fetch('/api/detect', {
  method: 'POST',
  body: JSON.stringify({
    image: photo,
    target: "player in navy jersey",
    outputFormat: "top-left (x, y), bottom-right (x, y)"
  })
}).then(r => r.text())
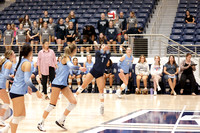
top-left (68, 57), bottom-right (82, 89)
top-left (116, 47), bottom-right (134, 98)
top-left (0, 45), bottom-right (42, 133)
top-left (75, 44), bottom-right (111, 115)
top-left (0, 50), bottom-right (15, 126)
top-left (37, 44), bottom-right (86, 132)
top-left (82, 54), bottom-right (95, 92)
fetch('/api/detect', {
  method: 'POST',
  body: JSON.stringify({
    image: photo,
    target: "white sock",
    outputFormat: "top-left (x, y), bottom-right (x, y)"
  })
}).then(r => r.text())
top-left (69, 85), bottom-right (72, 88)
top-left (76, 86), bottom-right (84, 94)
top-left (40, 118), bottom-right (45, 124)
top-left (92, 84), bottom-right (95, 88)
top-left (78, 85), bottom-right (80, 88)
top-left (59, 114), bottom-right (66, 123)
top-left (0, 116), bottom-right (3, 121)
top-left (100, 102), bottom-right (104, 107)
top-left (0, 123), bottom-right (10, 132)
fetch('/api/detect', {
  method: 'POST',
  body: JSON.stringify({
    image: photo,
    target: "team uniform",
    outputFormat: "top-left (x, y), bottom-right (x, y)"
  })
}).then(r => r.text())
top-left (0, 60), bottom-right (13, 89)
top-left (85, 62), bottom-right (94, 74)
top-left (55, 24), bottom-right (66, 40)
top-left (69, 66), bottom-right (81, 76)
top-left (52, 57), bottom-right (79, 90)
top-left (9, 58), bottom-right (38, 99)
top-left (16, 29), bottom-right (26, 44)
top-left (90, 50), bottom-right (111, 79)
top-left (118, 54), bottom-right (133, 74)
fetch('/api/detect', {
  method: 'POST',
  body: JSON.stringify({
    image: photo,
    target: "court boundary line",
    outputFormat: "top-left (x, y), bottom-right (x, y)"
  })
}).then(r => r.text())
top-left (172, 105), bottom-right (186, 133)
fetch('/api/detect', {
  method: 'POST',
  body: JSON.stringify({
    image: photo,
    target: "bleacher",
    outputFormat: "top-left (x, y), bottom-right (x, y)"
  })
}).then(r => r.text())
top-left (169, 0), bottom-right (200, 54)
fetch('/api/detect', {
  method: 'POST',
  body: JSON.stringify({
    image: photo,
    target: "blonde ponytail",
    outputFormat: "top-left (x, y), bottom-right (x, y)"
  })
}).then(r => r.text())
top-left (0, 50), bottom-right (13, 71)
top-left (63, 44), bottom-right (77, 58)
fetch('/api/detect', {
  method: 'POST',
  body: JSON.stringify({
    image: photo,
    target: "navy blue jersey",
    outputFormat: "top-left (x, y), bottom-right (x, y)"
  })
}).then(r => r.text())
top-left (92, 50), bottom-right (111, 73)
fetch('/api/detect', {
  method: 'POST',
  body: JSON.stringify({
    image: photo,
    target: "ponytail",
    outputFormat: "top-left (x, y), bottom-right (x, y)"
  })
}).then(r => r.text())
top-left (63, 44), bottom-right (77, 58)
top-left (0, 50), bottom-right (14, 71)
top-left (15, 51), bottom-right (23, 76)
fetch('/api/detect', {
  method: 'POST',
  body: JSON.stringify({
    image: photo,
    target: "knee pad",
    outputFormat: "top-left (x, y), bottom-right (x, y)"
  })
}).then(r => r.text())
top-left (45, 104), bottom-right (56, 112)
top-left (68, 79), bottom-right (72, 83)
top-left (12, 116), bottom-right (25, 124)
top-left (36, 75), bottom-right (40, 81)
top-left (92, 78), bottom-right (95, 82)
top-left (99, 93), bottom-right (104, 100)
top-left (121, 83), bottom-right (127, 91)
top-left (66, 103), bottom-right (76, 111)
top-left (2, 103), bottom-right (9, 110)
top-left (77, 78), bottom-right (81, 82)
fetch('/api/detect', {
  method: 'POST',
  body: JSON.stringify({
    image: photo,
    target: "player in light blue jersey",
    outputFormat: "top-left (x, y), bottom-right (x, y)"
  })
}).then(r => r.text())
top-left (0, 50), bottom-right (15, 126)
top-left (116, 47), bottom-right (134, 98)
top-left (37, 44), bottom-right (86, 132)
top-left (68, 57), bottom-right (82, 89)
top-left (82, 54), bottom-right (95, 92)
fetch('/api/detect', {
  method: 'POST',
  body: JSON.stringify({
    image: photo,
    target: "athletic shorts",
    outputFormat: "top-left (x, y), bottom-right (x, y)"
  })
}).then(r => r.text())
top-left (30, 36), bottom-right (39, 41)
top-left (57, 35), bottom-right (65, 40)
top-left (9, 93), bottom-right (24, 99)
top-left (90, 68), bottom-right (104, 79)
top-left (52, 84), bottom-right (67, 90)
top-left (0, 88), bottom-right (4, 90)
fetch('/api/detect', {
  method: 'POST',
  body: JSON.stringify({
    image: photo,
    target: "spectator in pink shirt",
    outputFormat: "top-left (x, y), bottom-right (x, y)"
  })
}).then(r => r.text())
top-left (37, 39), bottom-right (57, 100)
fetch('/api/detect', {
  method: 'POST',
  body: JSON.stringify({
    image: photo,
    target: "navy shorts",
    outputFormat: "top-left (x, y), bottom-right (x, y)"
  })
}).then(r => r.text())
top-left (9, 93), bottom-right (24, 99)
top-left (57, 35), bottom-right (65, 40)
top-left (90, 68), bottom-right (104, 79)
top-left (30, 36), bottom-right (39, 41)
top-left (52, 84), bottom-right (67, 90)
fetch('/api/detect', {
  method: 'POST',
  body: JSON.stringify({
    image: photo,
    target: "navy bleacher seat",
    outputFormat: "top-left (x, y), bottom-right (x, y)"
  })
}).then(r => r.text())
top-left (182, 35), bottom-right (194, 42)
top-left (172, 29), bottom-right (183, 35)
top-left (183, 29), bottom-right (195, 35)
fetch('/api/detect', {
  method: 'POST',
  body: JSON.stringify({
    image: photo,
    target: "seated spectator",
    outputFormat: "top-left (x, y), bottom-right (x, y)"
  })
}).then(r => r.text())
top-left (135, 55), bottom-right (149, 94)
top-left (3, 24), bottom-right (14, 50)
top-left (97, 33), bottom-right (107, 44)
top-left (127, 11), bottom-right (138, 30)
top-left (38, 18), bottom-right (43, 30)
top-left (28, 21), bottom-right (40, 53)
top-left (104, 59), bottom-right (115, 94)
top-left (126, 27), bottom-right (144, 38)
top-left (68, 11), bottom-right (78, 31)
top-left (16, 23), bottom-right (26, 49)
top-left (48, 18), bottom-right (56, 42)
top-left (120, 34), bottom-right (128, 53)
top-left (105, 21), bottom-right (117, 53)
top-left (66, 21), bottom-right (76, 45)
top-left (68, 57), bottom-right (82, 89)
top-left (83, 54), bottom-right (95, 93)
top-left (185, 10), bottom-right (195, 24)
top-left (114, 16), bottom-right (122, 43)
top-left (79, 36), bottom-right (93, 57)
top-left (83, 25), bottom-right (96, 41)
top-left (74, 31), bottom-right (81, 44)
top-left (40, 22), bottom-right (51, 45)
top-left (180, 53), bottom-right (197, 95)
top-left (119, 11), bottom-right (127, 34)
top-left (42, 10), bottom-right (49, 23)
top-left (65, 17), bottom-right (69, 29)
top-left (97, 13), bottom-right (109, 35)
top-left (151, 56), bottom-right (163, 95)
top-left (163, 55), bottom-right (179, 96)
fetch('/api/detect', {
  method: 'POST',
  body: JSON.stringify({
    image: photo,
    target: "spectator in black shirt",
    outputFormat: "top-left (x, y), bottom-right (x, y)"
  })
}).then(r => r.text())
top-left (83, 25), bottom-right (96, 41)
top-left (126, 27), bottom-right (144, 38)
top-left (43, 11), bottom-right (49, 24)
top-left (180, 53), bottom-right (197, 95)
top-left (97, 13), bottom-right (109, 35)
top-left (185, 10), bottom-right (195, 24)
top-left (66, 22), bottom-right (76, 45)
top-left (105, 21), bottom-right (117, 53)
top-left (79, 36), bottom-right (93, 57)
top-left (104, 59), bottom-right (115, 93)
top-left (119, 12), bottom-right (127, 34)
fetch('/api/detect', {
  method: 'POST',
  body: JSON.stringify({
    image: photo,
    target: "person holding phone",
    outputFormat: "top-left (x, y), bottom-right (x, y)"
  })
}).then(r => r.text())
top-left (180, 53), bottom-right (197, 95)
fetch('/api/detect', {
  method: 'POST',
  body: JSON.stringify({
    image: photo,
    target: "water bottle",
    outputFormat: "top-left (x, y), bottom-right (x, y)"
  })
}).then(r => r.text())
top-left (150, 88), bottom-right (153, 95)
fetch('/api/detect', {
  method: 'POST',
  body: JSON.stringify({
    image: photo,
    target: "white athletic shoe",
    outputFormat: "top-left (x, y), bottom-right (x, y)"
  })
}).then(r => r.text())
top-left (100, 105), bottom-right (104, 115)
top-left (55, 120), bottom-right (67, 130)
top-left (116, 89), bottom-right (122, 98)
top-left (154, 91), bottom-right (157, 96)
top-left (0, 120), bottom-right (6, 126)
top-left (37, 122), bottom-right (46, 132)
top-left (109, 88), bottom-right (112, 94)
top-left (0, 123), bottom-right (10, 133)
top-left (157, 86), bottom-right (161, 91)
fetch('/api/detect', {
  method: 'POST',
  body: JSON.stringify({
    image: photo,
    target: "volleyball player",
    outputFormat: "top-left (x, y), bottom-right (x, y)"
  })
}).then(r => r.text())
top-left (55, 18), bottom-right (66, 52)
top-left (116, 47), bottom-right (134, 98)
top-left (0, 50), bottom-right (15, 126)
top-left (82, 54), bottom-right (95, 93)
top-left (0, 45), bottom-right (42, 133)
top-left (37, 44), bottom-right (86, 131)
top-left (75, 44), bottom-right (110, 115)
top-left (68, 57), bottom-right (82, 89)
